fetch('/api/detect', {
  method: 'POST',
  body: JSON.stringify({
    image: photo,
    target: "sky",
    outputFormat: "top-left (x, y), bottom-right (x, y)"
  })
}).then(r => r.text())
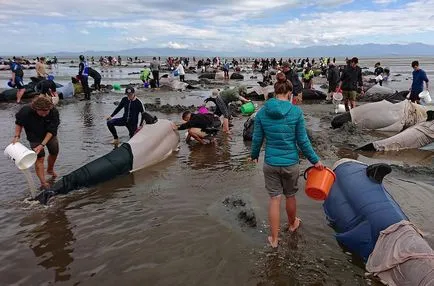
top-left (1, 0), bottom-right (434, 55)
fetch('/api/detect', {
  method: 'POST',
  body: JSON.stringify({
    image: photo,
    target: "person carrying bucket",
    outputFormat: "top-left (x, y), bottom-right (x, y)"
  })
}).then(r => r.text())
top-left (12, 95), bottom-right (60, 190)
top-left (409, 60), bottom-right (429, 104)
top-left (250, 72), bottom-right (324, 248)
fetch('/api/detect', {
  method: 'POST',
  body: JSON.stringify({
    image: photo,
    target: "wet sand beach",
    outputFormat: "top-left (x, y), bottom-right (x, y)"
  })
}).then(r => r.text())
top-left (0, 59), bottom-right (433, 285)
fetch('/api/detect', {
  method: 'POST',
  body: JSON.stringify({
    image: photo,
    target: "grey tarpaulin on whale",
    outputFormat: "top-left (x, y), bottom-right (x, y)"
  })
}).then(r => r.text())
top-left (37, 143), bottom-right (133, 204)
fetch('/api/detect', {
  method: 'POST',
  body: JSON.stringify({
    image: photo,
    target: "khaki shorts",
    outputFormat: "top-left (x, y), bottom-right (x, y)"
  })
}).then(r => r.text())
top-left (263, 163), bottom-right (299, 198)
top-left (342, 90), bottom-right (357, 101)
top-left (189, 128), bottom-right (207, 138)
top-left (294, 92), bottom-right (303, 104)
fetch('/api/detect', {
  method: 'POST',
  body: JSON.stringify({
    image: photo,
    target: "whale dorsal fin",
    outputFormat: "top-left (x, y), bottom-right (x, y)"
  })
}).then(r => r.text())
top-left (366, 163), bottom-right (392, 184)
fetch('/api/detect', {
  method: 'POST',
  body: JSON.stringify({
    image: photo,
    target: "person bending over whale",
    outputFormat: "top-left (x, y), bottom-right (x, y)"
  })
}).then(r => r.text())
top-left (13, 95), bottom-right (60, 189)
top-left (205, 86), bottom-right (250, 134)
top-left (106, 86), bottom-right (147, 145)
top-left (175, 111), bottom-right (221, 144)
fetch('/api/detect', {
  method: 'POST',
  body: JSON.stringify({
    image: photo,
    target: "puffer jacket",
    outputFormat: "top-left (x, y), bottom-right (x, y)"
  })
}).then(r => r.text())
top-left (251, 98), bottom-right (319, 166)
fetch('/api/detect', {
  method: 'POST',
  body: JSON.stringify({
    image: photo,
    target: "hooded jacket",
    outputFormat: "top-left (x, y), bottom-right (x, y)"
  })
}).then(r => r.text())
top-left (251, 98), bottom-right (319, 166)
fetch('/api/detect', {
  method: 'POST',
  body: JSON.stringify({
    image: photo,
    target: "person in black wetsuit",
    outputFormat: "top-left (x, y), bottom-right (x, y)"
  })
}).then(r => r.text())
top-left (88, 67), bottom-right (102, 92)
top-left (78, 55), bottom-right (91, 100)
top-left (106, 86), bottom-right (146, 145)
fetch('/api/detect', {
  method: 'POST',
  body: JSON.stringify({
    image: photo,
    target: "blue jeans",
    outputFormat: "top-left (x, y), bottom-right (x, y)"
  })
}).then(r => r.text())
top-left (107, 118), bottom-right (137, 139)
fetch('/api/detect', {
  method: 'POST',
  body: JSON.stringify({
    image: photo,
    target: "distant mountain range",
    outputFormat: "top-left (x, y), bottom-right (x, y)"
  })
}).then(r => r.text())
top-left (38, 43), bottom-right (434, 58)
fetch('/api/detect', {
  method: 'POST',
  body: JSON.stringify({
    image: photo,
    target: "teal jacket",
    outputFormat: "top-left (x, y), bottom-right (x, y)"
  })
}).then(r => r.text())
top-left (251, 98), bottom-right (319, 166)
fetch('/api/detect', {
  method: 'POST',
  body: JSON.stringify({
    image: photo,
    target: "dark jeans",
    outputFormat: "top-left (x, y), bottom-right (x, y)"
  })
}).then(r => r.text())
top-left (94, 77), bottom-right (101, 91)
top-left (107, 118), bottom-right (137, 139)
top-left (152, 71), bottom-right (159, 87)
top-left (180, 75), bottom-right (185, 82)
top-left (81, 76), bottom-right (91, 99)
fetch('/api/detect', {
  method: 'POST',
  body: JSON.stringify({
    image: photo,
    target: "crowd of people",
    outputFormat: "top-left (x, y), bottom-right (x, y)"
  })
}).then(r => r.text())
top-left (7, 53), bottom-right (430, 249)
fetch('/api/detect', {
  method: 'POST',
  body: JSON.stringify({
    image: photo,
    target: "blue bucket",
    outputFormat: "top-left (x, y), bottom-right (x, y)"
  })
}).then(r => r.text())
top-left (47, 75), bottom-right (55, 81)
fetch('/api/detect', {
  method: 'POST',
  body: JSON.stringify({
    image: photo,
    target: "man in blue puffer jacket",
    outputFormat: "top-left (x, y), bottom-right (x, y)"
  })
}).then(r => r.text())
top-left (251, 72), bottom-right (323, 248)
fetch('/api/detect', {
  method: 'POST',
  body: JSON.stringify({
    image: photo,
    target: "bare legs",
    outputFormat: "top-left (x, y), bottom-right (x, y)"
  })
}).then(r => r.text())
top-left (46, 154), bottom-right (58, 178)
top-left (268, 196), bottom-right (281, 248)
top-left (268, 195), bottom-right (301, 248)
top-left (16, 89), bottom-right (25, 103)
top-left (35, 158), bottom-right (48, 189)
top-left (35, 154), bottom-right (58, 189)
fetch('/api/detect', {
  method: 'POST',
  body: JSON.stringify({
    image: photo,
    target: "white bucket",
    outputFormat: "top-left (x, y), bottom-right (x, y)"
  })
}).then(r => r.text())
top-left (332, 92), bottom-right (343, 101)
top-left (375, 75), bottom-right (383, 82)
top-left (419, 91), bottom-right (432, 104)
top-left (4, 142), bottom-right (37, 170)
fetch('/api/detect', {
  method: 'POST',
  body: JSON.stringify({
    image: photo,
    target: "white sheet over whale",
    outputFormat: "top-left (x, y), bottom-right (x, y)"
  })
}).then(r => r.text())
top-left (372, 121), bottom-right (434, 151)
top-left (159, 77), bottom-right (189, 91)
top-left (350, 100), bottom-right (427, 132)
top-left (128, 119), bottom-right (180, 172)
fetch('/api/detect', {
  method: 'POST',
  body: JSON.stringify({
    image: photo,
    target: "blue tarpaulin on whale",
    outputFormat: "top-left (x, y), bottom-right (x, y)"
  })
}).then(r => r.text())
top-left (323, 160), bottom-right (408, 261)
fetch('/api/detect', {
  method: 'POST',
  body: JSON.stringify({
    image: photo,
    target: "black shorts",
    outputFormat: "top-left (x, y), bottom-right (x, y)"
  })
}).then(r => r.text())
top-left (30, 137), bottom-right (59, 158)
top-left (15, 76), bottom-right (25, 89)
top-left (409, 90), bottom-right (421, 102)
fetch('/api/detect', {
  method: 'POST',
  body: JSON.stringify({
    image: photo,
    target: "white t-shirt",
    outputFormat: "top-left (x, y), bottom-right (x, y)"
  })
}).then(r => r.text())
top-left (177, 64), bottom-right (185, 75)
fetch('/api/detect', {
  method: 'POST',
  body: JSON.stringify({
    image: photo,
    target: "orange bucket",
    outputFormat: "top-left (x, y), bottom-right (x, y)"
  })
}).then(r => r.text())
top-left (304, 167), bottom-right (336, 201)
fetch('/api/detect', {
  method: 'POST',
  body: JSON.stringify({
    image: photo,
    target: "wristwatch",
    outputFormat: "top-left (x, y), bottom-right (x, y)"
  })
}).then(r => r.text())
top-left (40, 143), bottom-right (45, 147)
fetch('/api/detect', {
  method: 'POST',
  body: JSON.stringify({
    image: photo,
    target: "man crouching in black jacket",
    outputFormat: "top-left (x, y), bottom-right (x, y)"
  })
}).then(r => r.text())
top-left (174, 111), bottom-right (221, 144)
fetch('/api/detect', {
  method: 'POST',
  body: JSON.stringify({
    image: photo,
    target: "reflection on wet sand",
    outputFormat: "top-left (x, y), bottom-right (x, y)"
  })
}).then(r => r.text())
top-left (20, 207), bottom-right (75, 282)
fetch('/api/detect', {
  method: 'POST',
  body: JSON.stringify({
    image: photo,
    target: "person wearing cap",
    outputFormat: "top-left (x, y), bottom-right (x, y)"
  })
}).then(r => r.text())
top-left (78, 55), bottom-right (91, 100)
top-left (12, 95), bottom-right (60, 189)
top-left (338, 57), bottom-right (364, 111)
top-left (205, 86), bottom-right (250, 133)
top-left (106, 86), bottom-right (146, 145)
top-left (282, 62), bottom-right (303, 104)
top-left (36, 57), bottom-right (48, 79)
top-left (10, 57), bottom-right (26, 104)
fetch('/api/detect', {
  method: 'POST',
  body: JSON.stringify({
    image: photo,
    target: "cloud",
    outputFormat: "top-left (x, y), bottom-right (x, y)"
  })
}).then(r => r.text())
top-left (125, 36), bottom-right (148, 44)
top-left (373, 0), bottom-right (397, 4)
top-left (245, 40), bottom-right (276, 48)
top-left (0, 0), bottom-right (434, 54)
top-left (45, 12), bottom-right (65, 17)
top-left (165, 41), bottom-right (189, 49)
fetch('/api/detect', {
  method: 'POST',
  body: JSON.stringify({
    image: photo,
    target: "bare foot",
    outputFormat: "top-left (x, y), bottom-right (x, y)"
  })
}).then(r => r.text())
top-left (268, 236), bottom-right (278, 248)
top-left (40, 182), bottom-right (50, 190)
top-left (288, 217), bottom-right (301, 232)
top-left (47, 170), bottom-right (58, 178)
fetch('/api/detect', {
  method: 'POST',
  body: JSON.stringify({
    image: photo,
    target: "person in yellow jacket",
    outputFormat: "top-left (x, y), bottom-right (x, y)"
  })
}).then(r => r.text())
top-left (140, 65), bottom-right (153, 87)
top-left (302, 65), bottom-right (314, 89)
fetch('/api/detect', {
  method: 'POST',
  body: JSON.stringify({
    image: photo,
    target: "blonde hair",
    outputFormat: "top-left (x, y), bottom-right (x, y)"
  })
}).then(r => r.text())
top-left (31, 95), bottom-right (54, 110)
